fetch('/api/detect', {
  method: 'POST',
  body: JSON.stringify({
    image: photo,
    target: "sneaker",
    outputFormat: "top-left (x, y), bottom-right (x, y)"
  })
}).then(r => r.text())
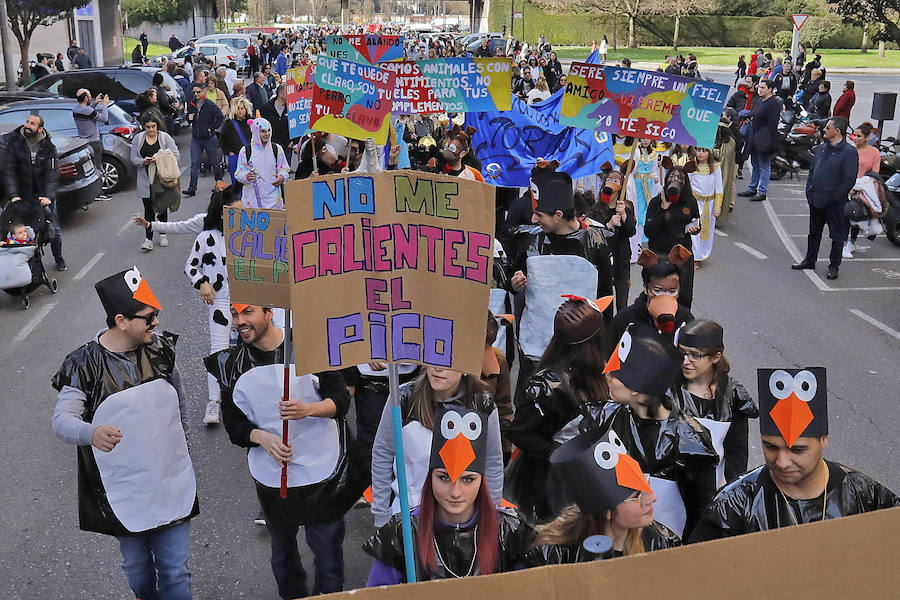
top-left (842, 242), bottom-right (853, 259)
top-left (55, 258), bottom-right (68, 271)
top-left (140, 239), bottom-right (154, 251)
top-left (203, 400), bottom-right (220, 424)
top-left (159, 234), bottom-right (169, 247)
top-left (253, 509), bottom-right (267, 526)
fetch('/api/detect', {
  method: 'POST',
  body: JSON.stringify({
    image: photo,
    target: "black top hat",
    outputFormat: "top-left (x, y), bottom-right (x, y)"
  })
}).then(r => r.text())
top-left (95, 266), bottom-right (161, 321)
top-left (758, 368), bottom-right (828, 447)
top-left (551, 427), bottom-right (654, 514)
top-left (429, 405), bottom-right (489, 482)
top-left (603, 325), bottom-right (682, 395)
top-left (529, 160), bottom-right (574, 215)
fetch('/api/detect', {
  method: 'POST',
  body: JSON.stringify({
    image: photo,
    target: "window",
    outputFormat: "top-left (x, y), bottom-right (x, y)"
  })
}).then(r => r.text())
top-left (30, 108), bottom-right (77, 135)
top-left (0, 109), bottom-right (30, 125)
top-left (58, 73), bottom-right (117, 99)
top-left (199, 46), bottom-right (218, 56)
top-left (114, 71), bottom-right (152, 96)
top-left (27, 74), bottom-right (63, 94)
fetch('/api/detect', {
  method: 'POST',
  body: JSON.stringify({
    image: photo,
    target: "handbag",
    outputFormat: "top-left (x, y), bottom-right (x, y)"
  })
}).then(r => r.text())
top-left (844, 196), bottom-right (868, 221)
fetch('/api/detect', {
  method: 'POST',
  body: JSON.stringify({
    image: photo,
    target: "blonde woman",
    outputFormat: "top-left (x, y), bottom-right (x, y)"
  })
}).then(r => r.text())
top-left (526, 76), bottom-right (551, 105)
top-left (220, 96), bottom-right (254, 183)
top-left (689, 147), bottom-right (723, 262)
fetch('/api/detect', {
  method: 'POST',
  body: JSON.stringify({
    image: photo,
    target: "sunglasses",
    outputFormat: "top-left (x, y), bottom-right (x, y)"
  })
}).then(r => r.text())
top-left (126, 309), bottom-right (160, 326)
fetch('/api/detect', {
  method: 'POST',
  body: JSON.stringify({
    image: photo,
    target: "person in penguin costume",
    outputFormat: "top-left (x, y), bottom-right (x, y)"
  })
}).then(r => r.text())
top-left (669, 319), bottom-right (759, 487)
top-left (504, 295), bottom-right (613, 524)
top-left (527, 428), bottom-right (681, 565)
top-left (690, 367), bottom-right (899, 542)
top-left (205, 303), bottom-right (368, 598)
top-left (593, 325), bottom-right (718, 539)
top-left (364, 406), bottom-right (532, 584)
top-left (605, 245), bottom-right (694, 350)
top-left (52, 266), bottom-right (198, 600)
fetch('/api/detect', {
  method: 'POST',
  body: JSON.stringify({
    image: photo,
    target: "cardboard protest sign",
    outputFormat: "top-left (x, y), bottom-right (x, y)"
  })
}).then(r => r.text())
top-left (380, 58), bottom-right (512, 114)
top-left (561, 63), bottom-right (729, 148)
top-left (311, 55), bottom-right (397, 144)
top-left (325, 35), bottom-right (405, 65)
top-left (285, 170), bottom-right (495, 376)
top-left (316, 507), bottom-right (900, 599)
top-left (286, 65), bottom-right (315, 139)
top-left (224, 207), bottom-right (291, 308)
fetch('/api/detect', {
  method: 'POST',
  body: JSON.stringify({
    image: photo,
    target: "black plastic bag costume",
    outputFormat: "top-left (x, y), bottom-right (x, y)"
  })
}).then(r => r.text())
top-left (526, 521), bottom-right (680, 566)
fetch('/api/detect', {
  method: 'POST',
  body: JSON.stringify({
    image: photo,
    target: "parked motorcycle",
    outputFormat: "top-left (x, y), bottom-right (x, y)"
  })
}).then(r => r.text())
top-left (771, 110), bottom-right (818, 180)
top-left (885, 172), bottom-right (900, 246)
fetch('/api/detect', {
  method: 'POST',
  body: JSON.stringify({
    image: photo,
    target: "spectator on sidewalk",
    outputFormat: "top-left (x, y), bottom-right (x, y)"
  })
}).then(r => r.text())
top-left (734, 55), bottom-right (746, 86)
top-left (184, 82), bottom-right (225, 197)
top-left (773, 61), bottom-right (798, 108)
top-left (792, 117), bottom-right (858, 280)
top-left (73, 47), bottom-right (92, 69)
top-left (737, 79), bottom-right (781, 203)
top-left (832, 81), bottom-right (856, 120)
top-left (169, 34), bottom-right (183, 52)
top-left (66, 40), bottom-right (79, 63)
top-left (139, 32), bottom-right (149, 57)
top-left (73, 88), bottom-right (110, 198)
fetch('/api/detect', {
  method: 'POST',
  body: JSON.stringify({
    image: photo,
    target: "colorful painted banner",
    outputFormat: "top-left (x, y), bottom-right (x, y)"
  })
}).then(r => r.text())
top-left (467, 89), bottom-right (616, 187)
top-left (224, 207), bottom-right (291, 308)
top-left (560, 63), bottom-right (730, 148)
top-left (380, 58), bottom-right (512, 114)
top-left (325, 35), bottom-right (405, 65)
top-left (311, 55), bottom-right (397, 144)
top-left (285, 170), bottom-right (495, 376)
top-left (286, 65), bottom-right (315, 139)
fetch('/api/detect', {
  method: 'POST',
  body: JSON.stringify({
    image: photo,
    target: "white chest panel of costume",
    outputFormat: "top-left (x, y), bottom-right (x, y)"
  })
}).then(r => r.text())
top-left (91, 378), bottom-right (196, 533)
top-left (389, 420), bottom-right (433, 515)
top-left (520, 255), bottom-right (598, 359)
top-left (697, 417), bottom-right (731, 489)
top-left (233, 364), bottom-right (340, 488)
top-left (489, 288), bottom-right (509, 351)
top-left (648, 476), bottom-right (687, 538)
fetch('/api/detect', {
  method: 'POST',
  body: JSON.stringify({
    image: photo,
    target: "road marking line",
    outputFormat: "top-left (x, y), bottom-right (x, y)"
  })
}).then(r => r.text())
top-left (829, 286), bottom-right (900, 292)
top-left (14, 302), bottom-right (58, 343)
top-left (819, 258), bottom-right (900, 262)
top-left (849, 309), bottom-right (900, 341)
top-left (761, 199), bottom-right (831, 291)
top-left (789, 234), bottom-right (807, 237)
top-left (117, 220), bottom-right (133, 237)
top-left (714, 229), bottom-right (728, 237)
top-left (734, 242), bottom-right (768, 260)
top-left (73, 252), bottom-right (105, 281)
top-left (775, 213), bottom-right (809, 217)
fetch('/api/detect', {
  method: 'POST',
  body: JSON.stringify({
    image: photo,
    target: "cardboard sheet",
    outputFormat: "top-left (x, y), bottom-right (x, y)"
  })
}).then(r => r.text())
top-left (224, 207), bottom-right (291, 308)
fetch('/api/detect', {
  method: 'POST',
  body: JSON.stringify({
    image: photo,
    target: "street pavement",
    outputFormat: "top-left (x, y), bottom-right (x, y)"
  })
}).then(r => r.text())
top-left (1, 80), bottom-right (898, 598)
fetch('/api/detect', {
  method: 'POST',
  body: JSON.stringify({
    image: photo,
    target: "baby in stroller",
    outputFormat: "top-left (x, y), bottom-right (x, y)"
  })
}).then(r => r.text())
top-left (0, 205), bottom-right (59, 309)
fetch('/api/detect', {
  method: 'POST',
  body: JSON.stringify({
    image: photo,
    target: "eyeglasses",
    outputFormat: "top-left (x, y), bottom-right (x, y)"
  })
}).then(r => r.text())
top-left (126, 309), bottom-right (160, 326)
top-left (622, 491), bottom-right (654, 506)
top-left (649, 287), bottom-right (679, 296)
top-left (678, 348), bottom-right (710, 362)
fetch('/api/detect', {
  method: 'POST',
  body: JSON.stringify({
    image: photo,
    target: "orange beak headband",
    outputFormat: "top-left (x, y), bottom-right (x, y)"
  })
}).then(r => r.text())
top-left (551, 427), bottom-right (653, 514)
top-left (95, 266), bottom-right (162, 320)
top-left (758, 368), bottom-right (828, 448)
top-left (429, 406), bottom-right (488, 483)
top-left (603, 325), bottom-right (682, 395)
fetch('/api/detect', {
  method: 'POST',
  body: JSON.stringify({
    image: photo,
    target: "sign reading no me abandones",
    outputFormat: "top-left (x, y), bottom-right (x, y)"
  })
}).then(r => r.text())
top-left (285, 170), bottom-right (495, 377)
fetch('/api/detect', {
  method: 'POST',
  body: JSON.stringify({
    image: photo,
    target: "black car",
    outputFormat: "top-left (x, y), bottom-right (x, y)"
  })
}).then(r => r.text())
top-left (25, 66), bottom-right (186, 128)
top-left (0, 97), bottom-right (139, 193)
top-left (0, 123), bottom-right (103, 213)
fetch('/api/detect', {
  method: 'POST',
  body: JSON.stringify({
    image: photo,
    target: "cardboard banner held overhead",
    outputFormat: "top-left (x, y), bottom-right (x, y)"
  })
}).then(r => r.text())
top-left (285, 170), bottom-right (495, 376)
top-left (381, 58), bottom-right (512, 114)
top-left (225, 207), bottom-right (291, 308)
top-left (286, 65), bottom-right (315, 139)
top-left (561, 63), bottom-right (730, 148)
top-left (325, 35), bottom-right (405, 65)
top-left (311, 55), bottom-right (397, 144)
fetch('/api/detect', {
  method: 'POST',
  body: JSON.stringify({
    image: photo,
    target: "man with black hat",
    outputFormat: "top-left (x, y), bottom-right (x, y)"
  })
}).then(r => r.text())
top-left (206, 303), bottom-right (366, 598)
top-left (689, 368), bottom-right (899, 542)
top-left (51, 267), bottom-right (197, 600)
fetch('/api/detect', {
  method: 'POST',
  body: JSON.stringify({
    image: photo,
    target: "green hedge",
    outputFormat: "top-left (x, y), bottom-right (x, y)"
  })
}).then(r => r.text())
top-left (490, 0), bottom-right (873, 49)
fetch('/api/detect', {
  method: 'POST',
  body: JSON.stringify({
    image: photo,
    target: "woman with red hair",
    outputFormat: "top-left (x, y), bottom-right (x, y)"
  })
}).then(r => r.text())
top-left (363, 407), bottom-right (532, 584)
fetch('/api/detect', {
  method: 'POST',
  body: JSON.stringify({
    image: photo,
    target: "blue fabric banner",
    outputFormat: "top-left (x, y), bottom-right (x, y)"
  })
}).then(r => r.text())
top-left (467, 90), bottom-right (615, 187)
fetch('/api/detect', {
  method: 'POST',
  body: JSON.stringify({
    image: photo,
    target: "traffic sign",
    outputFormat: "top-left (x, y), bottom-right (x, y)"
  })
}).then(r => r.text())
top-left (791, 14), bottom-right (809, 30)
top-left (514, 11), bottom-right (523, 18)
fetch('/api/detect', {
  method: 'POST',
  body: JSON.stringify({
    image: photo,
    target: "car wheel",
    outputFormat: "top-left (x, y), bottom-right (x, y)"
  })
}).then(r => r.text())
top-left (100, 155), bottom-right (126, 193)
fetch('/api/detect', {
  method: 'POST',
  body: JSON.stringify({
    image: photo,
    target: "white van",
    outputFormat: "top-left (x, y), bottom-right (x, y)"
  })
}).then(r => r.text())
top-left (195, 33), bottom-right (256, 72)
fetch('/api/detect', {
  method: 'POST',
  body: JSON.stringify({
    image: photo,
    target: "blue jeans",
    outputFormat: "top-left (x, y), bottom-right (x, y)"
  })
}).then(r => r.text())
top-left (117, 521), bottom-right (192, 600)
top-left (268, 518), bottom-right (345, 599)
top-left (188, 137), bottom-right (223, 191)
top-left (748, 150), bottom-right (771, 195)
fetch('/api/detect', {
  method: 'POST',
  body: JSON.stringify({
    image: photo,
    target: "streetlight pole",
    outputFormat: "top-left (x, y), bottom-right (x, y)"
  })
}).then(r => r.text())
top-left (0, 0), bottom-right (16, 90)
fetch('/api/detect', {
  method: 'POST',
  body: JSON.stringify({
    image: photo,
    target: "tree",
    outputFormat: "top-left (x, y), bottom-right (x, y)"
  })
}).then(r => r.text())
top-left (122, 0), bottom-right (193, 25)
top-left (828, 0), bottom-right (900, 47)
top-left (6, 0), bottom-right (91, 84)
top-left (645, 0), bottom-right (716, 50)
top-left (532, 0), bottom-right (645, 47)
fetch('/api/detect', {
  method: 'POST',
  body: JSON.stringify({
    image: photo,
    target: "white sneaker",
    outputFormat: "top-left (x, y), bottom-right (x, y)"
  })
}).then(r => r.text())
top-left (253, 509), bottom-right (267, 526)
top-left (159, 234), bottom-right (169, 247)
top-left (842, 242), bottom-right (853, 259)
top-left (203, 400), bottom-right (221, 424)
top-left (140, 239), bottom-right (153, 251)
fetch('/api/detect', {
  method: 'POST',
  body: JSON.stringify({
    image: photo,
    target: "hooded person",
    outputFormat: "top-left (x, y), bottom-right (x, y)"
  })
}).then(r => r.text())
top-left (51, 267), bottom-right (198, 600)
top-left (235, 114), bottom-right (290, 209)
top-left (589, 165), bottom-right (637, 310)
top-left (364, 406), bottom-right (532, 584)
top-left (505, 160), bottom-right (614, 409)
top-left (527, 428), bottom-right (681, 565)
top-left (606, 246), bottom-right (694, 350)
top-left (593, 326), bottom-right (718, 539)
top-left (690, 368), bottom-right (900, 543)
top-left (504, 295), bottom-right (614, 524)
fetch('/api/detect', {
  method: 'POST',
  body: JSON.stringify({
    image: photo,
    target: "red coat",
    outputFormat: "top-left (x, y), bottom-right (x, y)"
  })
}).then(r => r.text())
top-left (833, 89), bottom-right (855, 119)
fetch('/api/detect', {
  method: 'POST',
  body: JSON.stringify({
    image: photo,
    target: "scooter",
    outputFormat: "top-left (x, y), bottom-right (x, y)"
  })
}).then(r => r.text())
top-left (771, 110), bottom-right (812, 180)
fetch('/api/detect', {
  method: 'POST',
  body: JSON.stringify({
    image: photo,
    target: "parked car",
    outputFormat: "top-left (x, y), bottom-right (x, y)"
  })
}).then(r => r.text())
top-left (0, 122), bottom-right (103, 213)
top-left (194, 34), bottom-right (255, 74)
top-left (153, 43), bottom-right (239, 70)
top-left (25, 66), bottom-right (186, 130)
top-left (0, 97), bottom-right (139, 193)
top-left (467, 35), bottom-right (509, 54)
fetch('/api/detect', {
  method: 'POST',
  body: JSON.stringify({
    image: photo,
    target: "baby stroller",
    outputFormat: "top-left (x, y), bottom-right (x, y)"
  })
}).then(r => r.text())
top-left (0, 204), bottom-right (59, 309)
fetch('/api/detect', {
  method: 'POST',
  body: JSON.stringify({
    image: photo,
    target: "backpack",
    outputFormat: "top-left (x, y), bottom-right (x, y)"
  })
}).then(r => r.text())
top-left (154, 145), bottom-right (181, 189)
